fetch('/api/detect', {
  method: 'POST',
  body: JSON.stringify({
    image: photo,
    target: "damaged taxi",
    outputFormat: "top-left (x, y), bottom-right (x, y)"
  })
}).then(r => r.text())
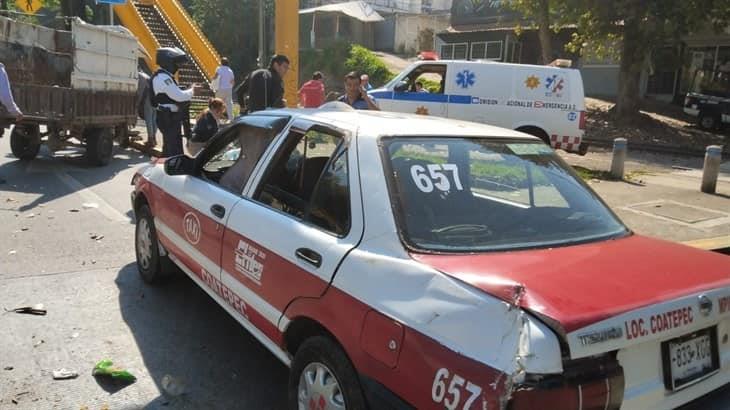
top-left (131, 104), bottom-right (730, 409)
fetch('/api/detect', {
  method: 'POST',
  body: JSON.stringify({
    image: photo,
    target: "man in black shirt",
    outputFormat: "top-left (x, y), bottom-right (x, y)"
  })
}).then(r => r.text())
top-left (247, 54), bottom-right (290, 112)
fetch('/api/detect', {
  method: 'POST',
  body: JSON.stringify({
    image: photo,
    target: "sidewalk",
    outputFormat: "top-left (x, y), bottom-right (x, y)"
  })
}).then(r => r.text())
top-left (559, 148), bottom-right (730, 252)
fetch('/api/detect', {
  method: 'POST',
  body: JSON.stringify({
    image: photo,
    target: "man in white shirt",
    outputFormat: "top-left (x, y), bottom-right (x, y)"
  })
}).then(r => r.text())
top-left (212, 57), bottom-right (235, 121)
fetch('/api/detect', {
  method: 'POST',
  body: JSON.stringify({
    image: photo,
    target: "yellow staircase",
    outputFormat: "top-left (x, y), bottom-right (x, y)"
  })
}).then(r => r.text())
top-left (114, 0), bottom-right (220, 112)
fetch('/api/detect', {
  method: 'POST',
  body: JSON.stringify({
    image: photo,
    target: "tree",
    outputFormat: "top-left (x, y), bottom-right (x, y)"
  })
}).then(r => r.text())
top-left (560, 0), bottom-right (730, 123)
top-left (503, 0), bottom-right (555, 64)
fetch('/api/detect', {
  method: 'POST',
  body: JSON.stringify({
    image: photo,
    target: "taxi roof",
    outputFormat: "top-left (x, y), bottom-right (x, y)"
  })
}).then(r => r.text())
top-left (259, 104), bottom-right (538, 141)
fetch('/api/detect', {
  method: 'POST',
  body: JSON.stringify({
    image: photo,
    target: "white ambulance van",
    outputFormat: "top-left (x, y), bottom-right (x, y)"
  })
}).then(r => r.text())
top-left (370, 60), bottom-right (588, 154)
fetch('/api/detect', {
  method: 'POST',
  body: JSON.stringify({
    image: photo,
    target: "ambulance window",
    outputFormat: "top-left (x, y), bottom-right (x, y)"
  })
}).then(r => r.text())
top-left (403, 65), bottom-right (446, 93)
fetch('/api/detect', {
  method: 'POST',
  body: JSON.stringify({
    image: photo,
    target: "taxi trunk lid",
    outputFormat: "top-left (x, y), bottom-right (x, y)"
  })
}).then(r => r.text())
top-left (411, 235), bottom-right (730, 356)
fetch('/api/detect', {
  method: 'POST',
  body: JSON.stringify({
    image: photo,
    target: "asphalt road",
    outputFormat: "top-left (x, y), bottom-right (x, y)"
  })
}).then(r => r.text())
top-left (0, 130), bottom-right (728, 410)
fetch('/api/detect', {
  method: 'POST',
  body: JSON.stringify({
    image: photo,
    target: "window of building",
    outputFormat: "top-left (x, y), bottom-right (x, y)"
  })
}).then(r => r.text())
top-left (441, 42), bottom-right (468, 60)
top-left (470, 41), bottom-right (502, 61)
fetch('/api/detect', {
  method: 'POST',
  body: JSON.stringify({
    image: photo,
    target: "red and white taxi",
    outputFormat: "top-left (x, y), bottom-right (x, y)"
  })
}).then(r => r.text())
top-left (131, 104), bottom-right (730, 409)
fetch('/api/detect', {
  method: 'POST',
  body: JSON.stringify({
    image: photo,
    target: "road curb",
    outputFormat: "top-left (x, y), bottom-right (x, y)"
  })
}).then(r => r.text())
top-left (682, 236), bottom-right (730, 255)
top-left (585, 138), bottom-right (729, 159)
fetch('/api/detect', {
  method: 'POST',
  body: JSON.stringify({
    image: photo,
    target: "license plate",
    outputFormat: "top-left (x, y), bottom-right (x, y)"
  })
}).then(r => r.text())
top-left (662, 327), bottom-right (719, 391)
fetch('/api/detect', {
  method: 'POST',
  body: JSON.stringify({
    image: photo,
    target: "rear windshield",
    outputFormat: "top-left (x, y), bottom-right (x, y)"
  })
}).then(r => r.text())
top-left (382, 137), bottom-right (628, 252)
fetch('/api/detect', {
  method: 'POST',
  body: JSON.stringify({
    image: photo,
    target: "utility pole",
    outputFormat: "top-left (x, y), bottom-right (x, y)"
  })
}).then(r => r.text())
top-left (258, 0), bottom-right (264, 68)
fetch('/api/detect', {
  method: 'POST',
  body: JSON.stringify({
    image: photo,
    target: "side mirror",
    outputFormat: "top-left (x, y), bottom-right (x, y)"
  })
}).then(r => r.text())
top-left (164, 154), bottom-right (195, 176)
top-left (394, 81), bottom-right (409, 92)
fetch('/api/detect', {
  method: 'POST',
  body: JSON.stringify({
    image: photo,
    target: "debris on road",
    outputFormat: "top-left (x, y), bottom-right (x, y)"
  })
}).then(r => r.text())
top-left (92, 359), bottom-right (136, 383)
top-left (69, 209), bottom-right (80, 213)
top-left (90, 234), bottom-right (104, 241)
top-left (33, 339), bottom-right (45, 347)
top-left (82, 203), bottom-right (99, 209)
top-left (161, 374), bottom-right (185, 396)
top-left (4, 304), bottom-right (47, 315)
top-left (4, 366), bottom-right (13, 370)
top-left (52, 369), bottom-right (79, 380)
top-left (8, 250), bottom-right (16, 255)
top-left (25, 213), bottom-right (35, 218)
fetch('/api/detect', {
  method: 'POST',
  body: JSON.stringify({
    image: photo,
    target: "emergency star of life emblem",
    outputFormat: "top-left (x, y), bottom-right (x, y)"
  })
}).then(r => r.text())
top-left (235, 240), bottom-right (266, 285)
top-left (183, 212), bottom-right (201, 245)
top-left (525, 75), bottom-right (540, 89)
top-left (545, 74), bottom-right (565, 96)
top-left (455, 70), bottom-right (475, 89)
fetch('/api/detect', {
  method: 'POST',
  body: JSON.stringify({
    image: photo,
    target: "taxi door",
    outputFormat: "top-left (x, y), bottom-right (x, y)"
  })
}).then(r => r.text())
top-left (218, 119), bottom-right (364, 330)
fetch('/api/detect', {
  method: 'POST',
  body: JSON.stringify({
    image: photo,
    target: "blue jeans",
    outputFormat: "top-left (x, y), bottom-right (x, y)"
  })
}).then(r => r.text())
top-left (143, 100), bottom-right (157, 144)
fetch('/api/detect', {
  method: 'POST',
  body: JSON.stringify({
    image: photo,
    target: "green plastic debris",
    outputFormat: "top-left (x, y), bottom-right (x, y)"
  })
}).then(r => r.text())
top-left (92, 359), bottom-right (136, 383)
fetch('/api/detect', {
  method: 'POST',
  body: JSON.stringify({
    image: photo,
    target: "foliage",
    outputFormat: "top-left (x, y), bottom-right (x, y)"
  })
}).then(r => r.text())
top-left (344, 44), bottom-right (394, 86)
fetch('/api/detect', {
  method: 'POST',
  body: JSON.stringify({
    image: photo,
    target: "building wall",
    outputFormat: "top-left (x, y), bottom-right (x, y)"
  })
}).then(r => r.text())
top-left (392, 13), bottom-right (450, 54)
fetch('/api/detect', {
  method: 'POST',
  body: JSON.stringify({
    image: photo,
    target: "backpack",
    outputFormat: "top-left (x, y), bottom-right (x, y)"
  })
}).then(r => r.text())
top-left (234, 72), bottom-right (251, 112)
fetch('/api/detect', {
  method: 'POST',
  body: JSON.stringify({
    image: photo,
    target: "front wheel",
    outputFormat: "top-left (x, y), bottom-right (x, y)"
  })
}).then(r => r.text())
top-left (135, 204), bottom-right (173, 284)
top-left (10, 124), bottom-right (41, 160)
top-left (698, 112), bottom-right (719, 131)
top-left (289, 336), bottom-right (367, 410)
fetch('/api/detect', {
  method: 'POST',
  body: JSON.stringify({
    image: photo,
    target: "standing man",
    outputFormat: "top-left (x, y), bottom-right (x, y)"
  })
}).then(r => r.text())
top-left (212, 57), bottom-right (235, 121)
top-left (360, 73), bottom-right (373, 90)
top-left (297, 71), bottom-right (325, 108)
top-left (151, 47), bottom-right (198, 157)
top-left (136, 70), bottom-right (157, 147)
top-left (338, 71), bottom-right (379, 110)
top-left (247, 54), bottom-right (290, 112)
top-left (0, 62), bottom-right (22, 183)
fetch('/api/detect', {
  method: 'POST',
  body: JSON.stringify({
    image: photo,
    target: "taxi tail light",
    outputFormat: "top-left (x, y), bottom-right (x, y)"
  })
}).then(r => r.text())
top-left (579, 110), bottom-right (586, 130)
top-left (508, 353), bottom-right (624, 410)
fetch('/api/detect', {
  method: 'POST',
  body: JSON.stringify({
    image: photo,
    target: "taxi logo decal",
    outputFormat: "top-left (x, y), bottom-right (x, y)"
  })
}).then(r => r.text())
top-left (525, 75), bottom-right (540, 89)
top-left (235, 240), bottom-right (266, 285)
top-left (456, 69), bottom-right (476, 89)
top-left (183, 212), bottom-right (201, 245)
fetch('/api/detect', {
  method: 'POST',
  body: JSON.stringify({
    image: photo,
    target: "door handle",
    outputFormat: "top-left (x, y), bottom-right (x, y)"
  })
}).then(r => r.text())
top-left (296, 248), bottom-right (322, 268)
top-left (210, 204), bottom-right (226, 219)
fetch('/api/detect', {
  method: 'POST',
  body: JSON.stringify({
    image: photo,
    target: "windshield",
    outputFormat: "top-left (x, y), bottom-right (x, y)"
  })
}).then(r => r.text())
top-left (382, 138), bottom-right (628, 252)
top-left (690, 69), bottom-right (730, 98)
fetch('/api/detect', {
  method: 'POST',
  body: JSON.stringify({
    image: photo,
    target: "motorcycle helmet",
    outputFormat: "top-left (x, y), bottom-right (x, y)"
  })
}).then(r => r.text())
top-left (156, 47), bottom-right (189, 74)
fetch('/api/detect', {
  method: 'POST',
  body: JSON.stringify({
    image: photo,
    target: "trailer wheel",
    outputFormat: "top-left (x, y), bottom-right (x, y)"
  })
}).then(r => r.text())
top-left (115, 125), bottom-right (130, 148)
top-left (10, 124), bottom-right (41, 160)
top-left (85, 127), bottom-right (114, 166)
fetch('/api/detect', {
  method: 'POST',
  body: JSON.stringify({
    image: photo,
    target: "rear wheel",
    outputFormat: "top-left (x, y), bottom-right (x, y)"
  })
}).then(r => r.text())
top-left (516, 126), bottom-right (551, 146)
top-left (10, 124), bottom-right (41, 160)
top-left (289, 336), bottom-right (367, 410)
top-left (135, 204), bottom-right (173, 284)
top-left (115, 125), bottom-right (130, 148)
top-left (698, 112), bottom-right (719, 131)
top-left (85, 127), bottom-right (114, 166)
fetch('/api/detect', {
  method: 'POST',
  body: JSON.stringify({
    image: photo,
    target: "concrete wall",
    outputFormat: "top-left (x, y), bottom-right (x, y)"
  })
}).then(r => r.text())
top-left (393, 13), bottom-right (450, 54)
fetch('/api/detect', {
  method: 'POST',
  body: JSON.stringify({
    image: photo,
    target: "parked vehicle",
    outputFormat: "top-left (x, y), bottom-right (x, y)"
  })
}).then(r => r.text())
top-left (684, 68), bottom-right (730, 131)
top-left (131, 105), bottom-right (730, 409)
top-left (0, 17), bottom-right (138, 166)
top-left (370, 60), bottom-right (588, 154)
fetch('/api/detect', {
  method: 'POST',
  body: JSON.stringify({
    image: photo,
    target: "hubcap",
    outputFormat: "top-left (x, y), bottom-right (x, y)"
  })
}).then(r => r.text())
top-left (136, 218), bottom-right (153, 270)
top-left (701, 116), bottom-right (715, 129)
top-left (297, 362), bottom-right (345, 410)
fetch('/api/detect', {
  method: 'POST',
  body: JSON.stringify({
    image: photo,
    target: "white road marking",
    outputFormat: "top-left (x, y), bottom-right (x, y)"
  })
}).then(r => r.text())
top-left (54, 169), bottom-right (129, 223)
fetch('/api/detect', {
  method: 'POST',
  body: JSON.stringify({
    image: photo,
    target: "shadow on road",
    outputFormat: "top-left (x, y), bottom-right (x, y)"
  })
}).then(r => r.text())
top-left (0, 145), bottom-right (150, 213)
top-left (115, 263), bottom-right (288, 410)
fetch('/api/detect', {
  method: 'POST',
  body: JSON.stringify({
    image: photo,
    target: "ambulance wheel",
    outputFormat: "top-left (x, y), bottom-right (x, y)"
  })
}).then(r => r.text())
top-left (516, 126), bottom-right (551, 147)
top-left (289, 336), bottom-right (367, 410)
top-left (698, 112), bottom-right (719, 131)
top-left (10, 124), bottom-right (41, 160)
top-left (135, 205), bottom-right (173, 284)
top-left (85, 127), bottom-right (114, 166)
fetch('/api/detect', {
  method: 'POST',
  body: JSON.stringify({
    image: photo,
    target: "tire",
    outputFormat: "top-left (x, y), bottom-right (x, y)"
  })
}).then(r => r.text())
top-left (85, 127), bottom-right (114, 166)
top-left (135, 204), bottom-right (173, 284)
top-left (698, 112), bottom-right (719, 131)
top-left (289, 336), bottom-right (367, 410)
top-left (516, 126), bottom-right (551, 146)
top-left (115, 125), bottom-right (130, 148)
top-left (10, 124), bottom-right (41, 160)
